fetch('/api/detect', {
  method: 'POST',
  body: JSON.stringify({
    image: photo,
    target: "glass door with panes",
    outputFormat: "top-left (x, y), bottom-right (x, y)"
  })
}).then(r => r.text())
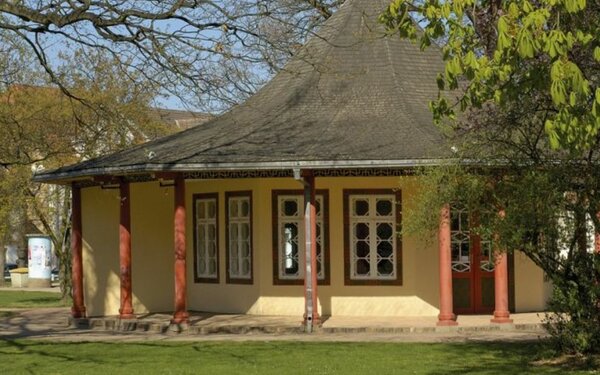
top-left (450, 207), bottom-right (496, 314)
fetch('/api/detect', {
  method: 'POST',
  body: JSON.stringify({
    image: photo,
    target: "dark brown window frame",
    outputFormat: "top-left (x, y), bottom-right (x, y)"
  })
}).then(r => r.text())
top-left (271, 189), bottom-right (330, 286)
top-left (225, 191), bottom-right (254, 285)
top-left (193, 192), bottom-right (220, 284)
top-left (343, 189), bottom-right (403, 286)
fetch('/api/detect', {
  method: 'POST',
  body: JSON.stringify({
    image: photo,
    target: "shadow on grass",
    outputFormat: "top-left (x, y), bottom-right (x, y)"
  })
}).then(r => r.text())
top-left (0, 306), bottom-right (594, 374)
top-left (0, 307), bottom-right (72, 341)
top-left (1, 339), bottom-right (597, 373)
top-left (0, 340), bottom-right (119, 375)
top-left (423, 341), bottom-right (598, 374)
top-left (17, 296), bottom-right (64, 305)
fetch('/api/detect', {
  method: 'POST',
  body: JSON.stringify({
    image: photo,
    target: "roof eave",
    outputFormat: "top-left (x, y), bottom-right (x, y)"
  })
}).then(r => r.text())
top-left (33, 158), bottom-right (455, 184)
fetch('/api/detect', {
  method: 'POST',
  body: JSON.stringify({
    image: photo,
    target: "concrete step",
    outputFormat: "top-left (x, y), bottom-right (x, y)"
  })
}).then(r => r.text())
top-left (69, 317), bottom-right (545, 336)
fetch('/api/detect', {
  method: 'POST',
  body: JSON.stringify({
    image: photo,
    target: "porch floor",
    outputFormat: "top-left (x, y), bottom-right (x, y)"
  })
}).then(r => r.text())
top-left (1, 307), bottom-right (547, 342)
top-left (73, 311), bottom-right (545, 336)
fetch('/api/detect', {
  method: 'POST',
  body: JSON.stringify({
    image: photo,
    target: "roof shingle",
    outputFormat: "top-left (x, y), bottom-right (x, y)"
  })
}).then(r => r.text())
top-left (35, 0), bottom-right (449, 183)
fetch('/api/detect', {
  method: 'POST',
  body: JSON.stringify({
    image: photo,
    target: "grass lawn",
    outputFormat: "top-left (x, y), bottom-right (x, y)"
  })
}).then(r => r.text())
top-left (0, 290), bottom-right (68, 308)
top-left (0, 340), bottom-right (597, 374)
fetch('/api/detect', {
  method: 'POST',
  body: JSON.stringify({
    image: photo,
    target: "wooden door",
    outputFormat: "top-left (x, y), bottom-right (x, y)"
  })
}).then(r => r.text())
top-left (450, 207), bottom-right (495, 314)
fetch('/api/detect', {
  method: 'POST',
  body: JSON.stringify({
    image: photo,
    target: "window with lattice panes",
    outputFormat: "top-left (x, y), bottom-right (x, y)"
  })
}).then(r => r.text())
top-left (273, 191), bottom-right (328, 284)
top-left (194, 194), bottom-right (218, 282)
top-left (451, 207), bottom-right (495, 273)
top-left (226, 192), bottom-right (252, 283)
top-left (451, 206), bottom-right (471, 273)
top-left (344, 190), bottom-right (402, 285)
top-left (479, 237), bottom-right (496, 272)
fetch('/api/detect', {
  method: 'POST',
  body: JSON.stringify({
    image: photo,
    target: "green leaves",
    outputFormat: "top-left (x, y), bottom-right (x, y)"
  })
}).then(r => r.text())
top-left (497, 17), bottom-right (512, 50)
top-left (453, 0), bottom-right (464, 18)
top-left (445, 55), bottom-right (463, 78)
top-left (382, 0), bottom-right (598, 152)
top-left (563, 0), bottom-right (586, 13)
top-left (383, 0), bottom-right (600, 353)
top-left (387, 0), bottom-right (401, 17)
top-left (522, 0), bottom-right (535, 13)
top-left (544, 30), bottom-right (567, 58)
top-left (517, 28), bottom-right (537, 58)
top-left (545, 120), bottom-right (561, 149)
top-left (546, 58), bottom-right (597, 150)
top-left (551, 80), bottom-right (568, 106)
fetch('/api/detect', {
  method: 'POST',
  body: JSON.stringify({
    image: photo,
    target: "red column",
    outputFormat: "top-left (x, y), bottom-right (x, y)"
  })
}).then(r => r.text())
top-left (119, 180), bottom-right (134, 319)
top-left (172, 175), bottom-right (189, 324)
top-left (491, 251), bottom-right (513, 323)
top-left (71, 184), bottom-right (86, 318)
top-left (595, 212), bottom-right (600, 310)
top-left (303, 171), bottom-right (320, 330)
top-left (437, 204), bottom-right (457, 326)
top-left (595, 211), bottom-right (600, 253)
top-left (491, 210), bottom-right (512, 323)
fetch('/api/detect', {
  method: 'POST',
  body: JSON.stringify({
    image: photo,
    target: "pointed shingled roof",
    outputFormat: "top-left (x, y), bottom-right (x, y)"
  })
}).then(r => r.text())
top-left (35, 0), bottom-right (449, 183)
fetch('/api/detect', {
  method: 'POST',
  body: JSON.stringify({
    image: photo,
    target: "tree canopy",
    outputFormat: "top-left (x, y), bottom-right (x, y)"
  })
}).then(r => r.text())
top-left (0, 0), bottom-right (352, 291)
top-left (383, 0), bottom-right (600, 354)
top-left (0, 1), bottom-right (344, 110)
top-left (382, 0), bottom-right (599, 153)
top-left (0, 44), bottom-right (172, 294)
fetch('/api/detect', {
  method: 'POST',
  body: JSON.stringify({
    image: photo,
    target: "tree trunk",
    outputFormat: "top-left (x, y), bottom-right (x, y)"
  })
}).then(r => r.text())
top-left (59, 188), bottom-right (72, 300)
top-left (16, 243), bottom-right (27, 268)
top-left (0, 242), bottom-right (6, 287)
top-left (14, 204), bottom-right (28, 268)
top-left (574, 208), bottom-right (588, 254)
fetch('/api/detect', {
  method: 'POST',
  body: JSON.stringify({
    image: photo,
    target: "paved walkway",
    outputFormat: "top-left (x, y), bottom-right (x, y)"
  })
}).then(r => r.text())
top-left (0, 285), bottom-right (61, 293)
top-left (0, 307), bottom-right (548, 343)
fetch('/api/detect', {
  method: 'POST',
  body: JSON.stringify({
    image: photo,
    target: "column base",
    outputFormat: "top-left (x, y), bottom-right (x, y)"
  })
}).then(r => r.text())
top-left (171, 311), bottom-right (190, 325)
top-left (303, 314), bottom-right (322, 329)
top-left (437, 313), bottom-right (458, 326)
top-left (119, 308), bottom-right (135, 320)
top-left (169, 321), bottom-right (189, 333)
top-left (71, 306), bottom-right (86, 319)
top-left (491, 314), bottom-right (513, 324)
top-left (490, 318), bottom-right (513, 324)
top-left (436, 320), bottom-right (458, 326)
top-left (491, 310), bottom-right (512, 324)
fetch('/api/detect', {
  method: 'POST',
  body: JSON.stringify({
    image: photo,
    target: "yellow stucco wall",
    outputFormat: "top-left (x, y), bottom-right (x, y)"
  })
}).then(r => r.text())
top-left (129, 183), bottom-right (175, 313)
top-left (81, 187), bottom-right (120, 316)
top-left (80, 176), bottom-right (550, 317)
top-left (514, 251), bottom-right (551, 312)
top-left (184, 177), bottom-right (439, 317)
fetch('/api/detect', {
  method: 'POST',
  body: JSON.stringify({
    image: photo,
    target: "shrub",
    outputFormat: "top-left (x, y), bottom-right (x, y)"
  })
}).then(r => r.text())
top-left (543, 252), bottom-right (600, 354)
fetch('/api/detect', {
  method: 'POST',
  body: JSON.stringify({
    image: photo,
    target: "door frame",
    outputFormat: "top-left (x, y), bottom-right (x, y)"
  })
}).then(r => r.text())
top-left (452, 233), bottom-right (495, 315)
top-left (450, 209), bottom-right (514, 315)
